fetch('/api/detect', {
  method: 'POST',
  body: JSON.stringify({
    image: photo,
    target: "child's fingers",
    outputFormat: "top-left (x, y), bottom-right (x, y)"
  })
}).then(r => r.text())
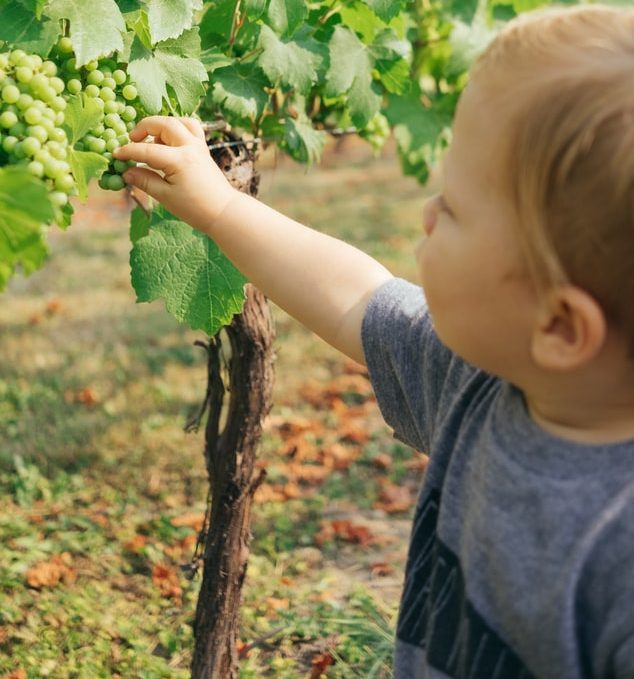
top-left (123, 167), bottom-right (168, 201)
top-left (114, 141), bottom-right (176, 171)
top-left (178, 117), bottom-right (207, 142)
top-left (128, 116), bottom-right (193, 146)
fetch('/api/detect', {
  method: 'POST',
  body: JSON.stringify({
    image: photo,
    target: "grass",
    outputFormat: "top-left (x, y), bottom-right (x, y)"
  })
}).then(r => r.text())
top-left (0, 137), bottom-right (432, 677)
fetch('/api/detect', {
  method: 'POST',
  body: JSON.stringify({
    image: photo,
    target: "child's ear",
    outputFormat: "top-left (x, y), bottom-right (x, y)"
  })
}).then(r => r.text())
top-left (530, 286), bottom-right (607, 371)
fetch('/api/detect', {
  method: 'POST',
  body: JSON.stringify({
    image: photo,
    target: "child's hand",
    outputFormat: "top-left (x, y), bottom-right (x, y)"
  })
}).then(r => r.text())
top-left (114, 116), bottom-right (237, 231)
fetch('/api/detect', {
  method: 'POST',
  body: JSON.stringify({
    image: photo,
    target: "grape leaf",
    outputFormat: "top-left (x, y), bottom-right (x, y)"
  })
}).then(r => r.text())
top-left (0, 1), bottom-right (60, 55)
top-left (369, 29), bottom-right (411, 95)
top-left (364, 0), bottom-right (405, 23)
top-left (0, 167), bottom-right (53, 290)
top-left (47, 0), bottom-right (126, 66)
top-left (62, 95), bottom-right (110, 199)
top-left (266, 0), bottom-right (308, 38)
top-left (385, 89), bottom-right (452, 183)
top-left (130, 216), bottom-right (247, 335)
top-left (199, 0), bottom-right (238, 46)
top-left (210, 63), bottom-right (269, 122)
top-left (145, 0), bottom-right (203, 43)
top-left (444, 0), bottom-right (479, 23)
top-left (257, 25), bottom-right (323, 95)
top-left (128, 36), bottom-right (208, 114)
top-left (130, 206), bottom-right (150, 243)
top-left (63, 93), bottom-right (106, 143)
top-left (325, 26), bottom-right (382, 128)
top-left (280, 115), bottom-right (327, 164)
top-left (68, 149), bottom-right (109, 201)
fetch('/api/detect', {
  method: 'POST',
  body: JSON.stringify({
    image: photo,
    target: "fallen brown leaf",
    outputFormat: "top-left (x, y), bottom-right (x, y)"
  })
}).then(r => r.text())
top-left (374, 482), bottom-right (412, 514)
top-left (152, 563), bottom-right (182, 605)
top-left (310, 652), bottom-right (335, 678)
top-left (170, 512), bottom-right (206, 531)
top-left (25, 554), bottom-right (76, 589)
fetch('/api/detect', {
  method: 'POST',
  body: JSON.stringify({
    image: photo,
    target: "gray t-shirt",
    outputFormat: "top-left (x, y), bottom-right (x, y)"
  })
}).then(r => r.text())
top-left (361, 278), bottom-right (634, 679)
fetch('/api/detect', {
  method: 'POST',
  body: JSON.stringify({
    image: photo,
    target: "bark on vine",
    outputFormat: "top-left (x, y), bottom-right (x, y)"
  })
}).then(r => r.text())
top-left (189, 139), bottom-right (275, 678)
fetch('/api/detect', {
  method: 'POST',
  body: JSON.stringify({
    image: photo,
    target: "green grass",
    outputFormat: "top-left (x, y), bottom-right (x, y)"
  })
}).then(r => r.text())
top-left (0, 138), bottom-right (431, 677)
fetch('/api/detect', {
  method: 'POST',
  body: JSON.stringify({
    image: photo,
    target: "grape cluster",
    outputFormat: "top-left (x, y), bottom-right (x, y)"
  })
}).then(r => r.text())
top-left (360, 113), bottom-right (391, 155)
top-left (0, 48), bottom-right (75, 208)
top-left (54, 38), bottom-right (139, 191)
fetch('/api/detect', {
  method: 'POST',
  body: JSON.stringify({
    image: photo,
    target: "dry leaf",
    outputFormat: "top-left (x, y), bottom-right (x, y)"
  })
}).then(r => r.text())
top-left (372, 453), bottom-right (392, 470)
top-left (152, 563), bottom-right (182, 605)
top-left (265, 596), bottom-right (289, 612)
top-left (370, 562), bottom-right (395, 577)
top-left (170, 512), bottom-right (206, 531)
top-left (123, 535), bottom-right (148, 552)
top-left (405, 452), bottom-right (430, 472)
top-left (77, 387), bottom-right (99, 406)
top-left (2, 670), bottom-right (27, 679)
top-left (315, 519), bottom-right (374, 546)
top-left (310, 652), bottom-right (335, 678)
top-left (374, 482), bottom-right (412, 514)
top-left (45, 299), bottom-right (63, 315)
top-left (25, 554), bottom-right (76, 589)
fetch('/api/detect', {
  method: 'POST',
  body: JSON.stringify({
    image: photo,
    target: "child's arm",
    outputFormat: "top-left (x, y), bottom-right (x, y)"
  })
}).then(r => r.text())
top-left (114, 116), bottom-right (393, 365)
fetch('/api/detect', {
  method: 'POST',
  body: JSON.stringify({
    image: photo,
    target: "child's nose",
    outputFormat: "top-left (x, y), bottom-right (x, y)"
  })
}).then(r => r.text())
top-left (422, 195), bottom-right (440, 236)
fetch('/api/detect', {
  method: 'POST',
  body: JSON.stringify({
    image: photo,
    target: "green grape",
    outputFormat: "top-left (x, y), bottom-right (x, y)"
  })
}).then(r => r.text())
top-left (86, 70), bottom-right (104, 86)
top-left (108, 174), bottom-right (125, 191)
top-left (122, 105), bottom-right (136, 122)
top-left (2, 135), bottom-right (18, 153)
top-left (87, 137), bottom-right (107, 154)
top-left (27, 160), bottom-right (44, 177)
top-left (99, 87), bottom-right (116, 102)
top-left (45, 141), bottom-right (66, 160)
top-left (105, 137), bottom-right (120, 153)
top-left (0, 110), bottom-right (18, 128)
top-left (40, 61), bottom-right (57, 77)
top-left (27, 125), bottom-right (48, 143)
top-left (30, 73), bottom-right (48, 93)
top-left (104, 112), bottom-right (120, 129)
top-left (9, 122), bottom-right (27, 137)
top-left (103, 100), bottom-right (119, 114)
top-left (9, 50), bottom-right (26, 66)
top-left (50, 191), bottom-right (68, 207)
top-left (84, 84), bottom-right (100, 98)
top-left (48, 127), bottom-right (67, 144)
top-left (112, 120), bottom-right (127, 136)
top-left (64, 58), bottom-right (79, 74)
top-left (15, 66), bottom-right (33, 84)
top-left (55, 173), bottom-right (75, 192)
top-left (112, 70), bottom-right (127, 86)
top-left (122, 85), bottom-right (137, 101)
top-left (113, 159), bottom-right (129, 174)
top-left (84, 60), bottom-right (98, 72)
top-left (98, 173), bottom-right (113, 190)
top-left (67, 79), bottom-right (82, 94)
top-left (16, 93), bottom-right (34, 110)
top-left (21, 136), bottom-right (41, 156)
top-left (24, 106), bottom-right (42, 125)
top-left (50, 77), bottom-right (65, 94)
top-left (57, 37), bottom-right (73, 54)
top-left (2, 84), bottom-right (20, 104)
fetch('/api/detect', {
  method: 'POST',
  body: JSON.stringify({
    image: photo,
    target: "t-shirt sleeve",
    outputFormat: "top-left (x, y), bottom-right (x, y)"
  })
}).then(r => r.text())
top-left (361, 277), bottom-right (477, 453)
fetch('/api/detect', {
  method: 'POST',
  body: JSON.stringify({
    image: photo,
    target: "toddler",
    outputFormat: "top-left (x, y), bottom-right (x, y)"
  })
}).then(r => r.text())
top-left (115, 5), bottom-right (634, 677)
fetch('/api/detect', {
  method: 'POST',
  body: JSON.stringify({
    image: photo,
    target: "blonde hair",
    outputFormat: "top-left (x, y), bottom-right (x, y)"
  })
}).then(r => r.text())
top-left (472, 5), bottom-right (634, 345)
